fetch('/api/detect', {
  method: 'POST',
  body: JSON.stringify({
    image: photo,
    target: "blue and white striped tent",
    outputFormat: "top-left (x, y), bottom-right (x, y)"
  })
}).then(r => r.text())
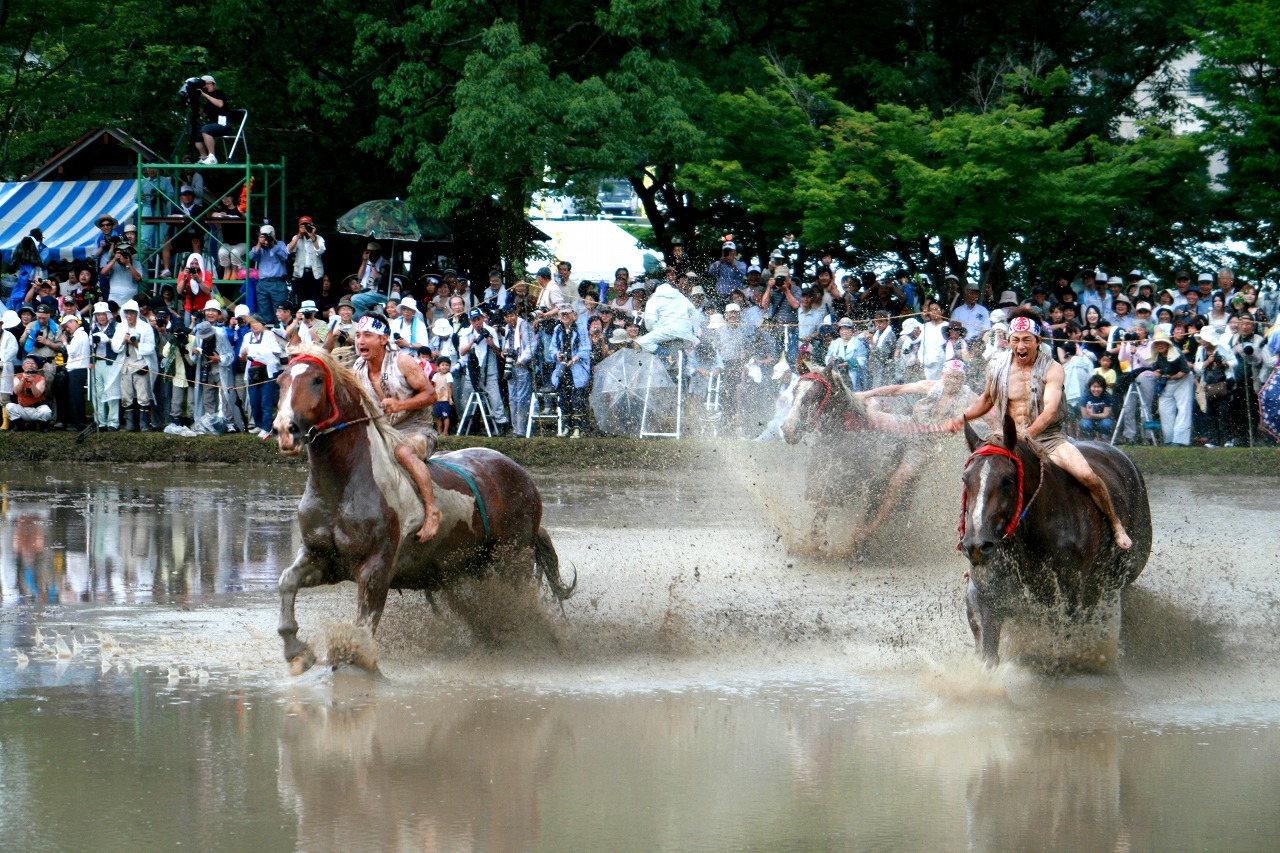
top-left (0, 180), bottom-right (138, 264)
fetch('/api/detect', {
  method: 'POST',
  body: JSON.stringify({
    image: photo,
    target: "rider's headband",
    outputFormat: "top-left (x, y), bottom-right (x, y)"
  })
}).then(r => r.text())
top-left (356, 315), bottom-right (389, 336)
top-left (1008, 316), bottom-right (1040, 336)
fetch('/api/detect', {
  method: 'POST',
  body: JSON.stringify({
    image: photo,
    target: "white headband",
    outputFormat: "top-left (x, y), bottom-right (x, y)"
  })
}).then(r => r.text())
top-left (1008, 316), bottom-right (1040, 336)
top-left (356, 315), bottom-right (389, 335)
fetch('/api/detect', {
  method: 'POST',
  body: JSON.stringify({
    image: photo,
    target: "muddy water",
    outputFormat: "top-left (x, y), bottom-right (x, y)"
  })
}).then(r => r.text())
top-left (0, 463), bottom-right (1278, 851)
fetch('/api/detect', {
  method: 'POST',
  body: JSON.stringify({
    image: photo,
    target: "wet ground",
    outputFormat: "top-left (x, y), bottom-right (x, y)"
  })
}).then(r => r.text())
top-left (0, 461), bottom-right (1277, 851)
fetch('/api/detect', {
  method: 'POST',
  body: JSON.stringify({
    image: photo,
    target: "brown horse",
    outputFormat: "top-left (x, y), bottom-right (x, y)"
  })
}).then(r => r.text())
top-left (959, 415), bottom-right (1151, 665)
top-left (779, 367), bottom-right (908, 555)
top-left (272, 347), bottom-right (576, 674)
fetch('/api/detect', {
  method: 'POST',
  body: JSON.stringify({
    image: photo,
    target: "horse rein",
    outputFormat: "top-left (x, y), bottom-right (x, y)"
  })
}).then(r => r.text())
top-left (291, 355), bottom-right (383, 444)
top-left (956, 442), bottom-right (1045, 549)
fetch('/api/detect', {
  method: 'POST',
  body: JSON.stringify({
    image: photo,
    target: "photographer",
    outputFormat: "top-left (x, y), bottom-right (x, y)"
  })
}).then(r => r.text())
top-left (6, 356), bottom-right (53, 430)
top-left (761, 268), bottom-right (800, 360)
top-left (190, 74), bottom-right (231, 166)
top-left (1149, 328), bottom-right (1193, 446)
top-left (1194, 329), bottom-right (1235, 447)
top-left (92, 214), bottom-right (121, 288)
top-left (456, 307), bottom-right (513, 434)
top-left (159, 310), bottom-right (195, 427)
top-left (110, 300), bottom-right (157, 431)
top-left (708, 240), bottom-right (747, 309)
top-left (500, 304), bottom-right (535, 432)
top-left (323, 297), bottom-right (357, 352)
top-left (188, 302), bottom-right (246, 432)
top-left (87, 302), bottom-right (122, 430)
top-left (390, 297), bottom-right (430, 356)
top-left (1223, 315), bottom-right (1275, 445)
top-left (148, 308), bottom-right (178, 430)
top-left (287, 216), bottom-right (326, 303)
top-left (101, 223), bottom-right (143, 305)
top-left (249, 224), bottom-right (291, 318)
top-left (59, 314), bottom-right (90, 430)
top-left (1111, 321), bottom-right (1158, 443)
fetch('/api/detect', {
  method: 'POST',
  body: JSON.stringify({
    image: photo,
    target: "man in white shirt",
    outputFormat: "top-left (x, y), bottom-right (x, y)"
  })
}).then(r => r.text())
top-left (456, 307), bottom-right (512, 433)
top-left (390, 297), bottom-right (430, 353)
top-left (950, 283), bottom-right (991, 340)
top-left (110, 299), bottom-right (157, 431)
top-left (287, 215), bottom-right (326, 303)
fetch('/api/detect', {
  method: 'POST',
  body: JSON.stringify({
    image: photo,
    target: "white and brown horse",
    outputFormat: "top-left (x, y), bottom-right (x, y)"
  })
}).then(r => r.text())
top-left (273, 347), bottom-right (576, 674)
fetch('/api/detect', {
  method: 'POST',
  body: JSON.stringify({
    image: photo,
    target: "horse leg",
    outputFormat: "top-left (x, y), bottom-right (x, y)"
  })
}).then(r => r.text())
top-left (278, 549), bottom-right (324, 674)
top-left (967, 580), bottom-right (1002, 665)
top-left (355, 552), bottom-right (394, 634)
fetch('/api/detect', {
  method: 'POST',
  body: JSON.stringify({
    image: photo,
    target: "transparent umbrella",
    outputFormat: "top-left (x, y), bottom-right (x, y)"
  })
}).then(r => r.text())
top-left (589, 349), bottom-right (678, 437)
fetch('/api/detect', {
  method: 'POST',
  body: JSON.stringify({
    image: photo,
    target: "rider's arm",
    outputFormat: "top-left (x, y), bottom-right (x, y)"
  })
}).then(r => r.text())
top-left (1025, 363), bottom-right (1065, 439)
top-left (383, 352), bottom-right (436, 415)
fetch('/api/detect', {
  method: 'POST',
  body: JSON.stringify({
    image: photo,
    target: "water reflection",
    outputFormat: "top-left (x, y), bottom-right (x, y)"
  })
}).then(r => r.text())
top-left (0, 468), bottom-right (303, 607)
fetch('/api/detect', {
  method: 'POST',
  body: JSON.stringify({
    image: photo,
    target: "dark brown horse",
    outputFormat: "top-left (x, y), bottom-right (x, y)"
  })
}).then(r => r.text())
top-left (959, 415), bottom-right (1151, 665)
top-left (272, 348), bottom-right (576, 674)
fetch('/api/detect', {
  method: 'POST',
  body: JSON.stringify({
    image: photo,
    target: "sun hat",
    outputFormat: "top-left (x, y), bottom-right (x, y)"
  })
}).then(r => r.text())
top-left (608, 328), bottom-right (630, 345)
top-left (121, 299), bottom-right (140, 313)
top-left (689, 286), bottom-right (706, 296)
top-left (901, 317), bottom-right (922, 334)
top-left (724, 303), bottom-right (742, 314)
top-left (837, 317), bottom-right (855, 328)
top-left (1, 310), bottom-right (20, 327)
top-left (706, 313), bottom-right (726, 330)
top-left (1151, 327), bottom-right (1174, 345)
top-left (628, 283), bottom-right (646, 293)
top-left (93, 302), bottom-right (110, 315)
top-left (95, 214), bottom-right (118, 228)
top-left (399, 297), bottom-right (417, 313)
top-left (299, 299), bottom-right (318, 313)
top-left (431, 318), bottom-right (453, 337)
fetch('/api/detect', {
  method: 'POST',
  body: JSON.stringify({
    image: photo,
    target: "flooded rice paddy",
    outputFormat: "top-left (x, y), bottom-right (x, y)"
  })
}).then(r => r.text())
top-left (0, 459), bottom-right (1277, 851)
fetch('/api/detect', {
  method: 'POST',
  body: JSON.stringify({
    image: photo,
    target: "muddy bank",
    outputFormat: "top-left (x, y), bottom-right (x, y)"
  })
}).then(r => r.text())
top-left (0, 431), bottom-right (1273, 475)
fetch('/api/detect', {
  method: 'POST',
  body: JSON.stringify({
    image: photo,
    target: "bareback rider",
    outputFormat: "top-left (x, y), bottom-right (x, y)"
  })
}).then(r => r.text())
top-left (949, 308), bottom-right (1133, 550)
top-left (351, 313), bottom-right (442, 541)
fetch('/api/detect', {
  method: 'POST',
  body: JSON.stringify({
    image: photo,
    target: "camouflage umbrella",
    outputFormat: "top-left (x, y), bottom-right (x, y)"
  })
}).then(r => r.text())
top-left (335, 198), bottom-right (450, 241)
top-left (335, 199), bottom-right (451, 294)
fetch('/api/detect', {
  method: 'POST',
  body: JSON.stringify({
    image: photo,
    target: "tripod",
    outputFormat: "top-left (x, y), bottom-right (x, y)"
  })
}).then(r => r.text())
top-left (1109, 371), bottom-right (1159, 446)
top-left (75, 351), bottom-right (99, 444)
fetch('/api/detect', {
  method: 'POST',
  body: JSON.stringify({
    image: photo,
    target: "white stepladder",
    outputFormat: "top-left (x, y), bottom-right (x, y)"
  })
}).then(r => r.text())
top-left (526, 386), bottom-right (564, 437)
top-left (1109, 375), bottom-right (1161, 447)
top-left (458, 388), bottom-right (496, 437)
top-left (639, 349), bottom-right (685, 439)
top-left (699, 369), bottom-right (723, 437)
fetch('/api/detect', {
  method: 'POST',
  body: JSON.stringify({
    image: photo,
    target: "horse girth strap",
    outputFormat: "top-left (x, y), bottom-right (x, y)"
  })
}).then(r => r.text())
top-left (429, 459), bottom-right (492, 540)
top-left (956, 443), bottom-right (1030, 550)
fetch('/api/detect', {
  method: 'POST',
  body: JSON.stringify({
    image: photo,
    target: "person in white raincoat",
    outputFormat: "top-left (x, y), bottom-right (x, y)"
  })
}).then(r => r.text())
top-left (825, 317), bottom-right (869, 389)
top-left (87, 302), bottom-right (124, 430)
top-left (189, 302), bottom-right (245, 431)
top-left (636, 279), bottom-right (698, 355)
top-left (111, 299), bottom-right (157, 431)
top-left (0, 310), bottom-right (20, 430)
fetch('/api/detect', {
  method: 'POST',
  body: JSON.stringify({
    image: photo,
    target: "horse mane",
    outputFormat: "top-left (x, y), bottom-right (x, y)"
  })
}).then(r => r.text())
top-left (824, 366), bottom-right (869, 417)
top-left (290, 344), bottom-right (380, 413)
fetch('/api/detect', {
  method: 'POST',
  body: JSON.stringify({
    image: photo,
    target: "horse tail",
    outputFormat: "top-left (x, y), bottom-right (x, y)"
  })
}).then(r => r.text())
top-left (536, 527), bottom-right (577, 600)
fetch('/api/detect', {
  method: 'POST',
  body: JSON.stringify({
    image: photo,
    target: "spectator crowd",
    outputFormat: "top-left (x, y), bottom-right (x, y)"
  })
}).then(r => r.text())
top-left (5, 204), bottom-right (1280, 448)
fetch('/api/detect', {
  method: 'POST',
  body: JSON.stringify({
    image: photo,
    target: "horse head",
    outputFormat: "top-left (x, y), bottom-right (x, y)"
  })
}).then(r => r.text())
top-left (960, 413), bottom-right (1027, 566)
top-left (273, 351), bottom-right (371, 456)
top-left (781, 366), bottom-right (855, 444)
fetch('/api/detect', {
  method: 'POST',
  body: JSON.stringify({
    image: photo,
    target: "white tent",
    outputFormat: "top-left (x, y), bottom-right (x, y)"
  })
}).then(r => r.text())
top-left (529, 219), bottom-right (661, 283)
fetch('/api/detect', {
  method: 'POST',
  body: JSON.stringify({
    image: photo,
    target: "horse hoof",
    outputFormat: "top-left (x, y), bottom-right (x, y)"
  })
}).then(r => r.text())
top-left (288, 648), bottom-right (317, 676)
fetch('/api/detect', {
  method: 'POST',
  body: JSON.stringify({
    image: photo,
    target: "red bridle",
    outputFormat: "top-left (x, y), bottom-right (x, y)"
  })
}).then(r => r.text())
top-left (798, 372), bottom-right (837, 429)
top-left (290, 355), bottom-right (343, 438)
top-left (956, 443), bottom-right (1025, 549)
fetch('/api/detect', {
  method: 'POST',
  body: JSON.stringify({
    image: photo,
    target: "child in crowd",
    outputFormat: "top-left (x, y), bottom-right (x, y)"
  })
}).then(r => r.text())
top-left (432, 355), bottom-right (453, 436)
top-left (1093, 351), bottom-right (1118, 388)
top-left (1078, 376), bottom-right (1116, 439)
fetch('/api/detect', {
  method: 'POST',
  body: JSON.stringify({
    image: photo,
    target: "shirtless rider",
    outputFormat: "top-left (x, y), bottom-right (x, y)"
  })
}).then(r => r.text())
top-left (352, 313), bottom-right (443, 541)
top-left (947, 309), bottom-right (1133, 550)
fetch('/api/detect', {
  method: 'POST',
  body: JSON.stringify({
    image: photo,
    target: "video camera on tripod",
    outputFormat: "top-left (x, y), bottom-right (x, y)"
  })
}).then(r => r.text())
top-left (178, 77), bottom-right (205, 110)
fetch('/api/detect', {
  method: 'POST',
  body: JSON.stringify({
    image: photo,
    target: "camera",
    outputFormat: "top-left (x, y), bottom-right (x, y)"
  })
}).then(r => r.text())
top-left (1242, 344), bottom-right (1255, 356)
top-left (23, 369), bottom-right (35, 375)
top-left (92, 333), bottom-right (103, 344)
top-left (178, 77), bottom-right (203, 108)
top-left (1122, 331), bottom-right (1140, 342)
top-left (172, 329), bottom-right (189, 347)
top-left (336, 331), bottom-right (349, 345)
top-left (102, 234), bottom-right (123, 253)
top-left (304, 223), bottom-right (315, 233)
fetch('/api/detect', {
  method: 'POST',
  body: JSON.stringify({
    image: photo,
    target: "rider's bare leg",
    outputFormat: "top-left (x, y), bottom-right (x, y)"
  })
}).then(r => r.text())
top-left (865, 461), bottom-right (918, 537)
top-left (395, 439), bottom-right (442, 542)
top-left (1048, 443), bottom-right (1133, 550)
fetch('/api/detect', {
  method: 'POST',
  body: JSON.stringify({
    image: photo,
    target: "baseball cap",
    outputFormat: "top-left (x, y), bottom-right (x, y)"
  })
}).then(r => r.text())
top-left (200, 74), bottom-right (216, 85)
top-left (468, 307), bottom-right (485, 319)
top-left (234, 304), bottom-right (251, 318)
top-left (298, 215), bottom-right (314, 225)
top-left (179, 185), bottom-right (195, 194)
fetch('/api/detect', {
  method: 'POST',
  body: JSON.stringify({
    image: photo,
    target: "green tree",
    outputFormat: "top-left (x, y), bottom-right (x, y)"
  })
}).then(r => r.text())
top-left (1194, 0), bottom-right (1280, 274)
